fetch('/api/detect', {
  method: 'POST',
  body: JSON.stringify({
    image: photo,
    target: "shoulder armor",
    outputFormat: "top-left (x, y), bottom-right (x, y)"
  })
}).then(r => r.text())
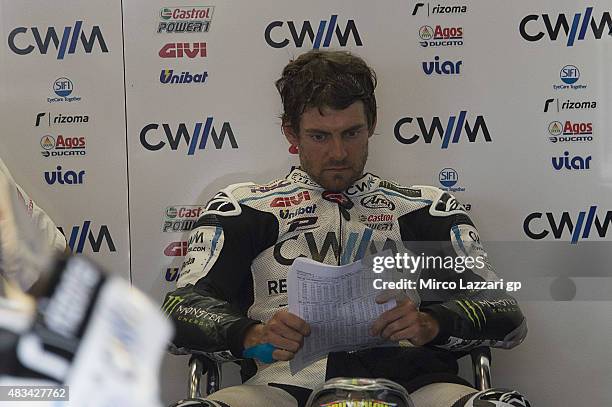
top-left (413, 185), bottom-right (468, 217)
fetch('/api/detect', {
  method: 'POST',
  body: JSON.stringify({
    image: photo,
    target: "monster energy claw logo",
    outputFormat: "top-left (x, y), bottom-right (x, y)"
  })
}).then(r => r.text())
top-left (162, 295), bottom-right (184, 315)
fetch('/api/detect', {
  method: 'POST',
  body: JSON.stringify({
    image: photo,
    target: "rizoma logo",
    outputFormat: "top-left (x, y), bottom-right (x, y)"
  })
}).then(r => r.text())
top-left (552, 151), bottom-right (591, 170)
top-left (159, 42), bottom-right (206, 58)
top-left (419, 25), bottom-right (463, 47)
top-left (58, 221), bottom-right (116, 253)
top-left (165, 241), bottom-right (188, 256)
top-left (160, 69), bottom-right (208, 84)
top-left (270, 191), bottom-right (311, 207)
top-left (519, 7), bottom-right (612, 46)
top-left (40, 135), bottom-right (86, 157)
top-left (524, 206), bottom-right (611, 243)
top-left (394, 112), bottom-right (491, 148)
top-left (422, 56), bottom-right (462, 75)
top-left (544, 98), bottom-right (597, 112)
top-left (35, 112), bottom-right (89, 126)
top-left (158, 6), bottom-right (214, 33)
top-left (8, 21), bottom-right (108, 59)
top-left (44, 166), bottom-right (85, 185)
top-left (140, 118), bottom-right (238, 155)
top-left (412, 3), bottom-right (467, 16)
top-left (265, 15), bottom-right (362, 49)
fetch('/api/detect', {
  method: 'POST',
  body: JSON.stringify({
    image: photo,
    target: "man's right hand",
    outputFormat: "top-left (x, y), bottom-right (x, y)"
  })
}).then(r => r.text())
top-left (243, 310), bottom-right (310, 361)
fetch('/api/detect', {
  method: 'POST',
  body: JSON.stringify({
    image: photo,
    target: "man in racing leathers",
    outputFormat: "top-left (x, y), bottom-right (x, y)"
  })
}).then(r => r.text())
top-left (162, 51), bottom-right (527, 407)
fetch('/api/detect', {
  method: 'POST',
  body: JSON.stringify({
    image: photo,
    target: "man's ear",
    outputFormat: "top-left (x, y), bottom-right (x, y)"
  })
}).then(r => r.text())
top-left (283, 124), bottom-right (299, 145)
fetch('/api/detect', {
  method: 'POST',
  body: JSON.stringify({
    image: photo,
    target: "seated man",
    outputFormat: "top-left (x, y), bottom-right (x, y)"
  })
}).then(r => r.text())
top-left (162, 50), bottom-right (527, 407)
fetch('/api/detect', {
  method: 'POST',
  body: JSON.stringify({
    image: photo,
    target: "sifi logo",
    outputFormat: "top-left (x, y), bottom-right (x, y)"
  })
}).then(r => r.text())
top-left (412, 3), bottom-right (468, 16)
top-left (544, 98), bottom-right (597, 113)
top-left (422, 56), bottom-right (462, 75)
top-left (40, 135), bottom-right (86, 157)
top-left (158, 6), bottom-right (214, 33)
top-left (165, 241), bottom-right (188, 257)
top-left (552, 151), bottom-right (591, 170)
top-left (270, 191), bottom-right (311, 207)
top-left (419, 25), bottom-right (463, 47)
top-left (44, 166), bottom-right (85, 185)
top-left (159, 42), bottom-right (207, 58)
top-left (519, 7), bottom-right (612, 46)
top-left (524, 206), bottom-right (612, 244)
top-left (280, 204), bottom-right (317, 220)
top-left (8, 21), bottom-right (108, 59)
top-left (265, 15), bottom-right (362, 49)
top-left (439, 168), bottom-right (458, 187)
top-left (58, 221), bottom-right (116, 253)
top-left (49, 78), bottom-right (81, 103)
top-left (160, 69), bottom-right (208, 84)
top-left (439, 167), bottom-right (466, 192)
top-left (394, 112), bottom-right (491, 149)
top-left (554, 65), bottom-right (586, 90)
top-left (140, 118), bottom-right (238, 155)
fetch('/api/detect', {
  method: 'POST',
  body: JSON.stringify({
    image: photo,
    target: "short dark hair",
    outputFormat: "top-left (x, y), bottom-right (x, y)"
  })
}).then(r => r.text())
top-left (276, 50), bottom-right (377, 134)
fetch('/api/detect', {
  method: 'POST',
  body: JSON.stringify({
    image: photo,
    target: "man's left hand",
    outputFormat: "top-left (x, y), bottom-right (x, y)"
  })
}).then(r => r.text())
top-left (369, 292), bottom-right (439, 346)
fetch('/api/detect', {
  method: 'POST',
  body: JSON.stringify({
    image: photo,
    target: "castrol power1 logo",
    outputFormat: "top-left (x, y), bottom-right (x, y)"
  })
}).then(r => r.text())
top-left (158, 6), bottom-right (215, 33)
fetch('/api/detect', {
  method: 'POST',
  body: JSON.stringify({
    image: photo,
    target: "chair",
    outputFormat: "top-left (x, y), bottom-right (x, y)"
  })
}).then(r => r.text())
top-left (167, 346), bottom-right (492, 406)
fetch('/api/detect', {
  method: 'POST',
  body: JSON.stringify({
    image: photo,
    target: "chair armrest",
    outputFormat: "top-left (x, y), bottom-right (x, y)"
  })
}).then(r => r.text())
top-left (188, 354), bottom-right (224, 398)
top-left (470, 347), bottom-right (492, 391)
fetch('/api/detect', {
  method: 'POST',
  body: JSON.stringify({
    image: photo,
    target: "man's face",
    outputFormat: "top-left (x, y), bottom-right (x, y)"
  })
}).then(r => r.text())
top-left (284, 101), bottom-right (372, 192)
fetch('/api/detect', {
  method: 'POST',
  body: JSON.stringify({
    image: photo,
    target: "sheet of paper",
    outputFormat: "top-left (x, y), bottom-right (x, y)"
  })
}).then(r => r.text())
top-left (288, 257), bottom-right (397, 374)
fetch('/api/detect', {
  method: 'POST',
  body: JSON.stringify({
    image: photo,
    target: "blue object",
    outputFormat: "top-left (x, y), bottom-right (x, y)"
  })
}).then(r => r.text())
top-left (243, 343), bottom-right (276, 363)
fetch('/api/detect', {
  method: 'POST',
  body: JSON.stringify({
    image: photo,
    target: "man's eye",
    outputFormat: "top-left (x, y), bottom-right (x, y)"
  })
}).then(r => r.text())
top-left (311, 134), bottom-right (327, 142)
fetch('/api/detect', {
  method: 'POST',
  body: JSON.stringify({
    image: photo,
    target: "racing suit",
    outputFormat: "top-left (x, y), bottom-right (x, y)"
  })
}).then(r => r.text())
top-left (162, 167), bottom-right (527, 401)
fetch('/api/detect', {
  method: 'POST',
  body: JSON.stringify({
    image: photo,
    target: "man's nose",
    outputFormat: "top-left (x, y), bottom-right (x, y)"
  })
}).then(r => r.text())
top-left (329, 136), bottom-right (348, 162)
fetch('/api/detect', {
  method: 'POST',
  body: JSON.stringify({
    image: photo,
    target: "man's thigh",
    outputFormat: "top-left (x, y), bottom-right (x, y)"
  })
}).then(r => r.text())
top-left (410, 382), bottom-right (476, 407)
top-left (206, 384), bottom-right (298, 407)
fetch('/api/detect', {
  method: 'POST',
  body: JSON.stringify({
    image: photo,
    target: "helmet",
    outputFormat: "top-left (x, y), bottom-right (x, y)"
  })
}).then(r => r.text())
top-left (454, 388), bottom-right (531, 407)
top-left (307, 377), bottom-right (415, 407)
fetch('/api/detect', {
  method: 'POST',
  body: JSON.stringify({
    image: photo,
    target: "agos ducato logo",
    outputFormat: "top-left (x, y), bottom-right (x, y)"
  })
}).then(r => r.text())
top-left (548, 121), bottom-right (593, 143)
top-left (265, 15), bottom-right (362, 49)
top-left (40, 135), bottom-right (86, 157)
top-left (418, 25), bottom-right (463, 47)
top-left (8, 21), bottom-right (108, 59)
top-left (140, 118), bottom-right (238, 155)
top-left (394, 112), bottom-right (491, 149)
top-left (519, 7), bottom-right (612, 46)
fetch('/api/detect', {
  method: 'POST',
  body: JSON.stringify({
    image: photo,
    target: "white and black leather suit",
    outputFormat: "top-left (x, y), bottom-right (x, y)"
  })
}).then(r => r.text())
top-left (162, 167), bottom-right (527, 391)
